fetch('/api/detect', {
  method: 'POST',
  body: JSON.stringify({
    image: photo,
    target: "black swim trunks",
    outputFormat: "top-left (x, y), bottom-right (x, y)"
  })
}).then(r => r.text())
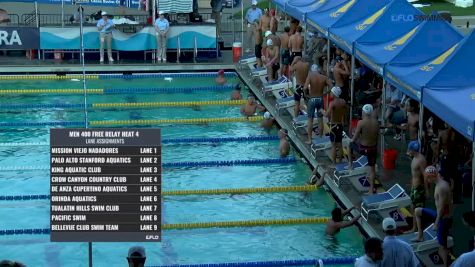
top-left (350, 142), bottom-right (377, 166)
top-left (281, 49), bottom-right (290, 65)
top-left (330, 123), bottom-right (343, 143)
top-left (255, 44), bottom-right (262, 59)
top-left (289, 51), bottom-right (302, 65)
top-left (294, 84), bottom-right (304, 102)
top-left (272, 63), bottom-right (280, 78)
top-left (410, 185), bottom-right (426, 208)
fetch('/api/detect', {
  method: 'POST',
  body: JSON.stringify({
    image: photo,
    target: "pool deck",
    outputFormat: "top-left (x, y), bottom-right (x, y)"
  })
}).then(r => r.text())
top-left (0, 53), bottom-right (472, 257)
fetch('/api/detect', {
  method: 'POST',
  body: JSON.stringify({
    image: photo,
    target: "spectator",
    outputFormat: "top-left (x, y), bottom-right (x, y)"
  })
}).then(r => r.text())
top-left (383, 84), bottom-right (403, 124)
top-left (215, 69), bottom-right (226, 85)
top-left (154, 11), bottom-right (170, 63)
top-left (244, 0), bottom-right (262, 53)
top-left (70, 7), bottom-right (85, 23)
top-left (380, 217), bottom-right (418, 267)
top-left (127, 246), bottom-right (146, 267)
top-left (325, 206), bottom-right (361, 236)
top-left (210, 0), bottom-right (224, 38)
top-left (96, 11), bottom-right (114, 63)
top-left (452, 236), bottom-right (475, 267)
top-left (355, 237), bottom-right (383, 267)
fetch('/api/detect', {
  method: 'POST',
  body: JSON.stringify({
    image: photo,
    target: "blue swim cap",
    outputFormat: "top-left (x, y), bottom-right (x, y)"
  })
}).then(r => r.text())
top-left (407, 140), bottom-right (420, 152)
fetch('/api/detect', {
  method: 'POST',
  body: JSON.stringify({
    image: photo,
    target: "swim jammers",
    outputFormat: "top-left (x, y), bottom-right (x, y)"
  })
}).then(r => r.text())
top-left (271, 63), bottom-right (280, 79)
top-left (255, 44), bottom-right (262, 59)
top-left (350, 142), bottom-right (377, 166)
top-left (330, 123), bottom-right (343, 143)
top-left (281, 49), bottom-right (290, 65)
top-left (410, 185), bottom-right (426, 208)
top-left (307, 97), bottom-right (323, 119)
top-left (294, 84), bottom-right (304, 102)
top-left (421, 208), bottom-right (452, 247)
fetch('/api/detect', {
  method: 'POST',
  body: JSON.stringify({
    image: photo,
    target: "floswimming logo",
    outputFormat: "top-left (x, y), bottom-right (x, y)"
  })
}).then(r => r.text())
top-left (355, 6), bottom-right (387, 31)
top-left (391, 14), bottom-right (445, 22)
top-left (384, 26), bottom-right (419, 51)
top-left (330, 0), bottom-right (355, 18)
top-left (420, 44), bottom-right (458, 72)
top-left (471, 93), bottom-right (475, 100)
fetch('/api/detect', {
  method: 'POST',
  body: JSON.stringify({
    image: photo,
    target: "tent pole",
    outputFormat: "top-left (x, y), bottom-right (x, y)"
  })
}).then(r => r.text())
top-left (472, 142), bottom-right (474, 211)
top-left (418, 103), bottom-right (424, 146)
top-left (381, 79), bottom-right (387, 164)
top-left (232, 0), bottom-right (235, 42)
top-left (326, 38), bottom-right (330, 76)
top-left (35, 1), bottom-right (40, 60)
top-left (152, 0), bottom-right (156, 24)
top-left (349, 55), bottom-right (355, 134)
top-left (241, 0), bottom-right (244, 56)
top-left (61, 0), bottom-right (64, 28)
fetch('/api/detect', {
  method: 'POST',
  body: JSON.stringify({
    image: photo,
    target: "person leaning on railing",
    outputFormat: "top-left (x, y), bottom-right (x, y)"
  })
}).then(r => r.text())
top-left (96, 11), bottom-right (114, 63)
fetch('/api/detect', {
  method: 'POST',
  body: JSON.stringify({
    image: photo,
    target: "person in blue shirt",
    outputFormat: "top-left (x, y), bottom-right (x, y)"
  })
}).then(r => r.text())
top-left (96, 11), bottom-right (114, 63)
top-left (244, 0), bottom-right (262, 53)
top-left (154, 11), bottom-right (170, 62)
top-left (380, 217), bottom-right (419, 267)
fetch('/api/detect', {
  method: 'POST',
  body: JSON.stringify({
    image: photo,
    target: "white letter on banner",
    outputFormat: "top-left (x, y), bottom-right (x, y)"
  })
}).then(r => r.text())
top-left (10, 31), bottom-right (22, 46)
top-left (0, 31), bottom-right (8, 45)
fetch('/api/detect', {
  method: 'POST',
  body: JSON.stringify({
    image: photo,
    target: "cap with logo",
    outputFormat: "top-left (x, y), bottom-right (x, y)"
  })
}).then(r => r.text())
top-left (424, 165), bottom-right (438, 175)
top-left (362, 104), bottom-right (373, 114)
top-left (264, 111), bottom-right (272, 120)
top-left (311, 64), bottom-right (319, 72)
top-left (407, 140), bottom-right (420, 152)
top-left (266, 39), bottom-right (273, 46)
top-left (264, 30), bottom-right (272, 37)
top-left (331, 86), bottom-right (342, 97)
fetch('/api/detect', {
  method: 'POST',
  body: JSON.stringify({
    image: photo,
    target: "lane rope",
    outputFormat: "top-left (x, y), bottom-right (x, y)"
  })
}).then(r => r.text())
top-left (103, 85), bottom-right (235, 94)
top-left (146, 258), bottom-right (358, 267)
top-left (0, 89), bottom-right (103, 95)
top-left (0, 121), bottom-right (85, 127)
top-left (0, 185), bottom-right (317, 201)
top-left (0, 217), bottom-right (330, 235)
top-left (89, 116), bottom-right (263, 126)
top-left (0, 157), bottom-right (296, 171)
top-left (99, 72), bottom-right (237, 79)
top-left (0, 135), bottom-right (279, 147)
top-left (0, 100), bottom-right (245, 110)
top-left (0, 75), bottom-right (99, 80)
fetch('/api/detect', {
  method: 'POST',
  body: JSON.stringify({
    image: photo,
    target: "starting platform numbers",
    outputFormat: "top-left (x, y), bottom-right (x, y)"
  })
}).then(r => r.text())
top-left (50, 129), bottom-right (162, 242)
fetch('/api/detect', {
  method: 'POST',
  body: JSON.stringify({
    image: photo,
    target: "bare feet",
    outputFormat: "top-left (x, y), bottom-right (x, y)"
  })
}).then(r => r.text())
top-left (411, 236), bottom-right (424, 243)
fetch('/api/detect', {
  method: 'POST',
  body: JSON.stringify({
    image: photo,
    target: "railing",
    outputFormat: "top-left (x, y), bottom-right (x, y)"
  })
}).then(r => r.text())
top-left (177, 36), bottom-right (181, 63)
top-left (21, 13), bottom-right (36, 26)
top-left (1, 14), bottom-right (21, 26)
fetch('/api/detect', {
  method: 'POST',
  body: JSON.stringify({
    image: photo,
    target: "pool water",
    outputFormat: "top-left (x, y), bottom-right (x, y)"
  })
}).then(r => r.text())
top-left (0, 74), bottom-right (363, 266)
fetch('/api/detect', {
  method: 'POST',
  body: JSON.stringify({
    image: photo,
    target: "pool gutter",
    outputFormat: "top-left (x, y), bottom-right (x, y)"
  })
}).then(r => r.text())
top-left (236, 67), bottom-right (379, 239)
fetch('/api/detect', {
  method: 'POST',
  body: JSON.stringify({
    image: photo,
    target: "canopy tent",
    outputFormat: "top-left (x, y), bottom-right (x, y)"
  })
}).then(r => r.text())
top-left (384, 20), bottom-right (463, 100)
top-left (353, 0), bottom-right (424, 75)
top-left (306, 0), bottom-right (352, 36)
top-left (284, 0), bottom-right (327, 22)
top-left (328, 0), bottom-right (391, 54)
top-left (273, 0), bottom-right (286, 11)
top-left (422, 31), bottom-right (475, 141)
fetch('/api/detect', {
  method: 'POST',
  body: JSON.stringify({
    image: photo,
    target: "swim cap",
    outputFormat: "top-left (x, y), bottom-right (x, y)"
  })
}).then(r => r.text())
top-left (265, 31), bottom-right (272, 37)
top-left (331, 86), bottom-right (341, 97)
top-left (266, 39), bottom-right (273, 46)
top-left (424, 166), bottom-right (437, 176)
top-left (407, 140), bottom-right (420, 152)
top-left (362, 104), bottom-right (373, 114)
top-left (270, 9), bottom-right (276, 16)
top-left (218, 69), bottom-right (225, 75)
top-left (264, 111), bottom-right (272, 119)
top-left (311, 64), bottom-right (319, 72)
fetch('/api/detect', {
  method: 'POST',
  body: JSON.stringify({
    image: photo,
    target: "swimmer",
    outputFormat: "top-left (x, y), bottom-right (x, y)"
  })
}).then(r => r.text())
top-left (71, 78), bottom-right (80, 82)
top-left (261, 111), bottom-right (275, 129)
top-left (231, 84), bottom-right (242, 100)
top-left (406, 141), bottom-right (428, 233)
top-left (306, 168), bottom-right (324, 187)
top-left (322, 86), bottom-right (346, 164)
top-left (279, 128), bottom-right (290, 157)
top-left (240, 95), bottom-right (265, 117)
top-left (215, 69), bottom-right (226, 85)
top-left (325, 206), bottom-right (361, 236)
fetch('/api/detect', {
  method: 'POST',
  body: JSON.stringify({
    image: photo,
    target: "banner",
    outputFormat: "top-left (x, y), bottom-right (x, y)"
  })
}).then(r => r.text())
top-left (0, 27), bottom-right (39, 49)
top-left (0, 0), bottom-right (140, 8)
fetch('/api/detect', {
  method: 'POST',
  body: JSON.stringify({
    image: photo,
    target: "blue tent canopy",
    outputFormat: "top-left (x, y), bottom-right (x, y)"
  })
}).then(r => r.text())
top-left (384, 20), bottom-right (463, 100)
top-left (422, 31), bottom-right (475, 141)
top-left (424, 87), bottom-right (475, 141)
top-left (353, 0), bottom-right (424, 75)
top-left (328, 0), bottom-right (391, 53)
top-left (284, 0), bottom-right (327, 22)
top-left (306, 0), bottom-right (352, 36)
top-left (273, 0), bottom-right (286, 11)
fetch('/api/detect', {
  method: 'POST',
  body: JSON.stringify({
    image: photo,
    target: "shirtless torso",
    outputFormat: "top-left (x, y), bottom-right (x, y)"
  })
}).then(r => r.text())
top-left (407, 111), bottom-right (419, 141)
top-left (330, 98), bottom-right (346, 124)
top-left (356, 118), bottom-right (379, 147)
top-left (292, 60), bottom-right (309, 86)
top-left (259, 14), bottom-right (271, 33)
top-left (289, 32), bottom-right (303, 53)
top-left (306, 72), bottom-right (331, 98)
top-left (270, 16), bottom-right (278, 34)
top-left (231, 90), bottom-right (242, 100)
top-left (280, 32), bottom-right (290, 51)
top-left (434, 178), bottom-right (453, 219)
top-left (333, 61), bottom-right (349, 87)
top-left (411, 153), bottom-right (427, 188)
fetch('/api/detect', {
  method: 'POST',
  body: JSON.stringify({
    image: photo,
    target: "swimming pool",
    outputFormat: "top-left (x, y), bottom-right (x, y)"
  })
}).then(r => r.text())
top-left (0, 73), bottom-right (363, 266)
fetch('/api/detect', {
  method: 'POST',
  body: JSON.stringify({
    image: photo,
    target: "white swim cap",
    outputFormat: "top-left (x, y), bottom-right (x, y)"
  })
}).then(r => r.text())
top-left (362, 104), bottom-right (373, 114)
top-left (266, 38), bottom-right (273, 46)
top-left (265, 31), bottom-right (272, 37)
top-left (311, 64), bottom-right (319, 72)
top-left (331, 86), bottom-right (341, 97)
top-left (264, 111), bottom-right (272, 119)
